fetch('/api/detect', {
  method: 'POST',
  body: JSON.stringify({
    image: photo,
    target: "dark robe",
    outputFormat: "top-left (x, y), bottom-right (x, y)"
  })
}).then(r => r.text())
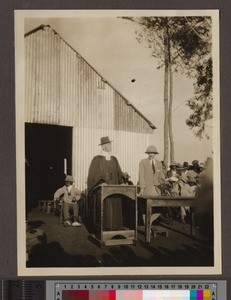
top-left (87, 155), bottom-right (124, 234)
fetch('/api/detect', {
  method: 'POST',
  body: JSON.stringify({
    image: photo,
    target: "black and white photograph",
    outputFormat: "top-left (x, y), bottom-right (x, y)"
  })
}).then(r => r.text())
top-left (15, 10), bottom-right (221, 276)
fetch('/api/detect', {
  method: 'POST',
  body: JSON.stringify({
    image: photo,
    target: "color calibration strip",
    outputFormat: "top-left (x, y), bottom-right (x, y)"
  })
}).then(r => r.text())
top-left (62, 289), bottom-right (211, 300)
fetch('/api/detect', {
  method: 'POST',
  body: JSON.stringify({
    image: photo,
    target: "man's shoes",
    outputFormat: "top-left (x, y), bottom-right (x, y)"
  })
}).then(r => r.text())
top-left (64, 220), bottom-right (71, 226)
top-left (72, 221), bottom-right (81, 227)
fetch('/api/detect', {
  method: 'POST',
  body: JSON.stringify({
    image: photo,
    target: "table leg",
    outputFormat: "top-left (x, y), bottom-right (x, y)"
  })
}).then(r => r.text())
top-left (42, 202), bottom-right (46, 212)
top-left (146, 199), bottom-right (152, 243)
top-left (46, 201), bottom-right (51, 214)
top-left (190, 208), bottom-right (195, 237)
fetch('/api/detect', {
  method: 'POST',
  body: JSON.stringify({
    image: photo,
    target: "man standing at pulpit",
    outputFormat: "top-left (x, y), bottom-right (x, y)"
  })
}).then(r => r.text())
top-left (87, 136), bottom-right (124, 233)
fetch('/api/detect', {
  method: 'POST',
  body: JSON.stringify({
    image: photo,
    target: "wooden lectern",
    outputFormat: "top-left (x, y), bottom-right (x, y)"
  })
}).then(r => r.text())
top-left (89, 185), bottom-right (137, 247)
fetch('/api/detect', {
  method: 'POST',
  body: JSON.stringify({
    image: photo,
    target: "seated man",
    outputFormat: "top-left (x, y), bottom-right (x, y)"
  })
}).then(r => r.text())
top-left (172, 175), bottom-right (197, 223)
top-left (54, 175), bottom-right (81, 227)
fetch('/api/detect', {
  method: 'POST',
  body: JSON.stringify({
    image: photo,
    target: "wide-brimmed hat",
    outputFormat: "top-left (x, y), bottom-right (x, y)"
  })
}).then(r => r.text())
top-left (99, 136), bottom-right (113, 146)
top-left (170, 161), bottom-right (180, 167)
top-left (145, 145), bottom-right (158, 154)
top-left (65, 175), bottom-right (74, 182)
top-left (176, 163), bottom-right (185, 169)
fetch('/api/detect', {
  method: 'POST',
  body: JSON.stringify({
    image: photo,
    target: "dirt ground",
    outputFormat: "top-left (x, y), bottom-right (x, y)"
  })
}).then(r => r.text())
top-left (26, 207), bottom-right (213, 268)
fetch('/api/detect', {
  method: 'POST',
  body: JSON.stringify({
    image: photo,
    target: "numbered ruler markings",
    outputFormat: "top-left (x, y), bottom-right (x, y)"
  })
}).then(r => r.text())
top-left (55, 282), bottom-right (216, 291)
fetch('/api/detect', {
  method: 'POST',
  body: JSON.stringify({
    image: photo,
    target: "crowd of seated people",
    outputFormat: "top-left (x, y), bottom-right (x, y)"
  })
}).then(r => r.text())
top-left (156, 159), bottom-right (210, 224)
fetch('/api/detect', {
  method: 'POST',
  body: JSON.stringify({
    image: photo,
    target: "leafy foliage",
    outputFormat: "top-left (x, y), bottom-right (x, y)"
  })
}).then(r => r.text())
top-left (124, 16), bottom-right (213, 139)
top-left (186, 58), bottom-right (213, 139)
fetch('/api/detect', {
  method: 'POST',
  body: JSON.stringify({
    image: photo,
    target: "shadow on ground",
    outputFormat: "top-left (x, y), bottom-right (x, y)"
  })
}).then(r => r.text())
top-left (27, 239), bottom-right (213, 268)
top-left (26, 208), bottom-right (214, 268)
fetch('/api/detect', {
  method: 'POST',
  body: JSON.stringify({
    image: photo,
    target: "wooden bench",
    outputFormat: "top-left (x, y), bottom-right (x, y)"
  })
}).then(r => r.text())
top-left (138, 195), bottom-right (196, 243)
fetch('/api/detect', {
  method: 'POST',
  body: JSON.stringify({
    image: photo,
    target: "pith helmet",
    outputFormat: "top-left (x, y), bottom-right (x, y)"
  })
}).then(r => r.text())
top-left (145, 145), bottom-right (158, 154)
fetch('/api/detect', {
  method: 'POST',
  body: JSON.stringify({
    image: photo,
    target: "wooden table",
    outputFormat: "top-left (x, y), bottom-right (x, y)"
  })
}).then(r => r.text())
top-left (90, 185), bottom-right (137, 247)
top-left (138, 196), bottom-right (196, 243)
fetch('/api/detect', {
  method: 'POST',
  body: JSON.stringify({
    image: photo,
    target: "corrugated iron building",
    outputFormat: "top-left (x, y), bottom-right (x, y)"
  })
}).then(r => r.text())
top-left (24, 25), bottom-right (155, 197)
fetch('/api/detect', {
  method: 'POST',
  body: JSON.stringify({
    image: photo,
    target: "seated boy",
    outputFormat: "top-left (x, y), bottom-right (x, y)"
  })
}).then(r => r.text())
top-left (54, 175), bottom-right (81, 227)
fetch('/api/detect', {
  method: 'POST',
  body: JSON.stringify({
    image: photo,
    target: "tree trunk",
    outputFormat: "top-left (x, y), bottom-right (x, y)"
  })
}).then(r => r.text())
top-left (163, 20), bottom-right (169, 167)
top-left (169, 54), bottom-right (175, 163)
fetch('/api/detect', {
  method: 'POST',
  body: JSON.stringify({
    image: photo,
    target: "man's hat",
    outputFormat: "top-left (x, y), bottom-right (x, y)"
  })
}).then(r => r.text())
top-left (99, 136), bottom-right (113, 146)
top-left (183, 161), bottom-right (189, 169)
top-left (176, 163), bottom-right (185, 169)
top-left (170, 161), bottom-right (180, 167)
top-left (192, 160), bottom-right (199, 166)
top-left (65, 175), bottom-right (74, 182)
top-left (145, 145), bottom-right (158, 154)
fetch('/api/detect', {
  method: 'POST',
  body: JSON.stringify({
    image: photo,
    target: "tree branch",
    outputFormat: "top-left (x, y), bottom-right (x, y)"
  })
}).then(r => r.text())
top-left (184, 17), bottom-right (211, 43)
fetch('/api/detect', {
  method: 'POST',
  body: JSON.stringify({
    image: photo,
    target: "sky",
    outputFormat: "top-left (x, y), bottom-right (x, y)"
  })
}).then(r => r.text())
top-left (25, 16), bottom-right (214, 164)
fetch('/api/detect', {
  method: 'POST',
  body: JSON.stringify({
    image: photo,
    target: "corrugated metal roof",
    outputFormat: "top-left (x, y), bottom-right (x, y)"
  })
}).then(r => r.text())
top-left (25, 24), bottom-right (156, 130)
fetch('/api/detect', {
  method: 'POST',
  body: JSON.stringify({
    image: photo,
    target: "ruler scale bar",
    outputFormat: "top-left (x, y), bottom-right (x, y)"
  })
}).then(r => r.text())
top-left (54, 281), bottom-right (218, 300)
top-left (1, 280), bottom-right (223, 299)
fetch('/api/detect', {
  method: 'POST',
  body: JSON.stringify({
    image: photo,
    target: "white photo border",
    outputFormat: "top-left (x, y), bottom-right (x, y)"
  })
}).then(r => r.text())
top-left (15, 9), bottom-right (221, 276)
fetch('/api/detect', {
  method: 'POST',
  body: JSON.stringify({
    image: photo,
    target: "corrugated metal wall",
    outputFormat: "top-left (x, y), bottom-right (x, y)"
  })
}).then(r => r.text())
top-left (73, 127), bottom-right (150, 190)
top-left (114, 93), bottom-right (152, 133)
top-left (25, 25), bottom-right (154, 191)
top-left (25, 26), bottom-right (114, 128)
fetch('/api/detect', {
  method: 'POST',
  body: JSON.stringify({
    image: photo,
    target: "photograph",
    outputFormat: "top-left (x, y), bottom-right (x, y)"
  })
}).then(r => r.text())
top-left (15, 10), bottom-right (221, 276)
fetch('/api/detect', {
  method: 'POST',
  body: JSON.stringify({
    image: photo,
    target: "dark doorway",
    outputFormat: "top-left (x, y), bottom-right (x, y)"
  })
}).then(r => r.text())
top-left (25, 123), bottom-right (72, 212)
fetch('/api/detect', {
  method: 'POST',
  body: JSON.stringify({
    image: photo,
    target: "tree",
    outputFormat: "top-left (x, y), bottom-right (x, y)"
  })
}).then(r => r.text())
top-left (186, 57), bottom-right (213, 139)
top-left (163, 18), bottom-right (170, 166)
top-left (170, 16), bottom-right (212, 140)
top-left (123, 16), bottom-right (212, 165)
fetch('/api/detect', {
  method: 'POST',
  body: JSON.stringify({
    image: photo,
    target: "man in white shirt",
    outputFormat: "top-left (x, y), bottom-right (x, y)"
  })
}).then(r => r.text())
top-left (54, 175), bottom-right (81, 227)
